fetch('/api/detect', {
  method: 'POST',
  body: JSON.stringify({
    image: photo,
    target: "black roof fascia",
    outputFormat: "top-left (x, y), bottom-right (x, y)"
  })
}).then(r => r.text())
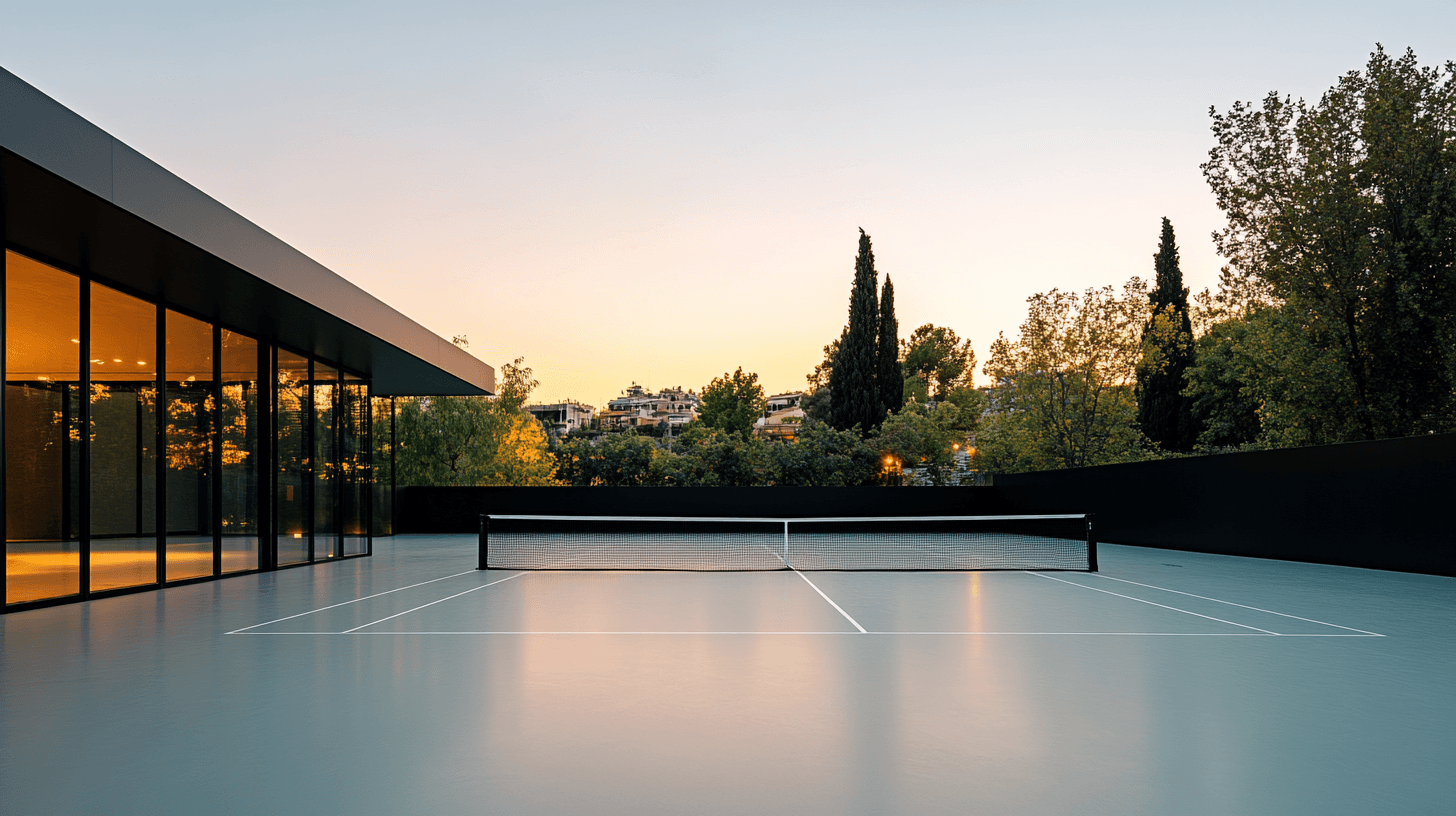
top-left (0, 66), bottom-right (492, 396)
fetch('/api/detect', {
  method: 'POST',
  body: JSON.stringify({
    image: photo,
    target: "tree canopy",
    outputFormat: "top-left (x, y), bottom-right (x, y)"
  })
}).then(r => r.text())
top-left (395, 358), bottom-right (557, 486)
top-left (901, 324), bottom-right (976, 402)
top-left (1202, 45), bottom-right (1456, 440)
top-left (977, 281), bottom-right (1151, 472)
top-left (697, 367), bottom-right (767, 436)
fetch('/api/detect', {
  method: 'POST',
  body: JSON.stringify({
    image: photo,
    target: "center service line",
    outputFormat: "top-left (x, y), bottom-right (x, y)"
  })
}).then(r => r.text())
top-left (793, 570), bottom-right (867, 633)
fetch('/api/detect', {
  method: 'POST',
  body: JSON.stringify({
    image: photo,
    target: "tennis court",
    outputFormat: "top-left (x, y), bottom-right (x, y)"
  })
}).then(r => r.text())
top-left (2, 532), bottom-right (1451, 814)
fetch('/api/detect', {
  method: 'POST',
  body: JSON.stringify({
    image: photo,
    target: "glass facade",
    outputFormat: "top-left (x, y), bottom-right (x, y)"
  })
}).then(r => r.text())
top-left (89, 282), bottom-right (160, 592)
top-left (4, 253), bottom-right (82, 604)
top-left (275, 350), bottom-right (310, 566)
top-left (2, 249), bottom-right (377, 610)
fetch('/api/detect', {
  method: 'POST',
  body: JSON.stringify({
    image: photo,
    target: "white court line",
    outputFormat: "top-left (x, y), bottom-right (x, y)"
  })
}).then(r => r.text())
top-left (341, 571), bottom-right (529, 633)
top-left (1031, 572), bottom-right (1282, 635)
top-left (227, 630), bottom-right (1382, 637)
top-left (225, 569), bottom-right (479, 634)
top-left (1093, 574), bottom-right (1385, 636)
top-left (792, 571), bottom-right (867, 633)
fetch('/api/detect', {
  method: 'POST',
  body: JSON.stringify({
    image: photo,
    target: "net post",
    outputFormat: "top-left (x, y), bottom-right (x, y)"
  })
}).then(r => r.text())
top-left (478, 514), bottom-right (489, 571)
top-left (1086, 514), bottom-right (1098, 572)
top-left (783, 520), bottom-right (790, 569)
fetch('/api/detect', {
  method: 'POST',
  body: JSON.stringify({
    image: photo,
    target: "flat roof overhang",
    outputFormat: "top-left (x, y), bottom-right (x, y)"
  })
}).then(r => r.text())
top-left (0, 66), bottom-right (492, 396)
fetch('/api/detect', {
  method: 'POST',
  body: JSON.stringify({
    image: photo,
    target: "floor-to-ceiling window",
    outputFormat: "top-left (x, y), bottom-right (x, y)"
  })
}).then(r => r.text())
top-left (370, 396), bottom-right (394, 537)
top-left (220, 330), bottom-right (260, 573)
top-left (313, 362), bottom-right (338, 560)
top-left (275, 350), bottom-right (310, 565)
top-left (165, 309), bottom-right (214, 581)
top-left (340, 373), bottom-right (369, 556)
top-left (88, 281), bottom-right (159, 593)
top-left (4, 251), bottom-right (82, 604)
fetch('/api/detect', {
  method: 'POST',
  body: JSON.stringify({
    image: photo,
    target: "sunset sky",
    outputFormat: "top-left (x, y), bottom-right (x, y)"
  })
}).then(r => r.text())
top-left (4, 2), bottom-right (1452, 405)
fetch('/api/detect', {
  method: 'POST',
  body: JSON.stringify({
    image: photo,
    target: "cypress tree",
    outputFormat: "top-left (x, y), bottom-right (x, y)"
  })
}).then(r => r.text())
top-left (830, 228), bottom-right (881, 435)
top-left (1136, 217), bottom-right (1196, 451)
top-left (877, 276), bottom-right (903, 420)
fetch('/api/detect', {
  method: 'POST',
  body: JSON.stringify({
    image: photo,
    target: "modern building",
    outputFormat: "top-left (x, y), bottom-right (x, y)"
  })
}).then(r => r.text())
top-left (1, 68), bottom-right (493, 612)
top-left (524, 400), bottom-right (595, 435)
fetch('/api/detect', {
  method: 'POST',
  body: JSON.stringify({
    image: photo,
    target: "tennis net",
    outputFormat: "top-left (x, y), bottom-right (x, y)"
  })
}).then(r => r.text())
top-left (479, 514), bottom-right (1096, 572)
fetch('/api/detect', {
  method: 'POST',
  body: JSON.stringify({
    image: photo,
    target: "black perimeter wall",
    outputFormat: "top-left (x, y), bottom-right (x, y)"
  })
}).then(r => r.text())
top-left (395, 432), bottom-right (1455, 576)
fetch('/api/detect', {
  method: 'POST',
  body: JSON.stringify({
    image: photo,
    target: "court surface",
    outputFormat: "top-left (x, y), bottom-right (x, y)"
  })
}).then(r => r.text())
top-left (1, 535), bottom-right (1452, 815)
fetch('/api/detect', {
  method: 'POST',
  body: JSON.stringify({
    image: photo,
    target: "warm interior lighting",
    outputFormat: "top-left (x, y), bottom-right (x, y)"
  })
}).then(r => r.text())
top-left (70, 338), bottom-right (80, 343)
top-left (137, 361), bottom-right (146, 365)
top-left (293, 533), bottom-right (303, 539)
top-left (112, 358), bottom-right (122, 363)
top-left (36, 375), bottom-right (49, 381)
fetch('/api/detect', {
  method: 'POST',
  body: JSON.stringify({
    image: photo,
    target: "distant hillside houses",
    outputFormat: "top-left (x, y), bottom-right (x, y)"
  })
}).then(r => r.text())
top-left (524, 400), bottom-right (596, 435)
top-left (597, 383), bottom-right (700, 430)
top-left (754, 392), bottom-right (806, 440)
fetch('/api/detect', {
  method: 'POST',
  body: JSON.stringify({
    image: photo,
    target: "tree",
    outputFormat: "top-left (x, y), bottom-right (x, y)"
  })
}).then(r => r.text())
top-left (553, 431), bottom-right (659, 486)
top-left (900, 324), bottom-right (976, 401)
top-left (877, 276), bottom-right (903, 418)
top-left (697, 367), bottom-right (767, 436)
top-left (1135, 218), bottom-right (1196, 451)
top-left (1202, 46), bottom-right (1456, 440)
top-left (977, 281), bottom-right (1151, 472)
top-left (802, 335), bottom-right (840, 424)
top-left (874, 400), bottom-right (974, 486)
top-left (829, 228), bottom-right (883, 435)
top-left (395, 357), bottom-right (558, 485)
top-left (765, 420), bottom-right (881, 486)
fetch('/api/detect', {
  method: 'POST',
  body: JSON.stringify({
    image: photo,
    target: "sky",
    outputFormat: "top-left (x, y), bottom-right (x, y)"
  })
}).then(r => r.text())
top-left (3, 1), bottom-right (1453, 405)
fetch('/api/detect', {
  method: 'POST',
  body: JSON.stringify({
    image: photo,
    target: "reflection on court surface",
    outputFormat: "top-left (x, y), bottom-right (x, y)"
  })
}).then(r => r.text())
top-left (228, 562), bottom-right (1382, 638)
top-left (3, 535), bottom-right (1450, 816)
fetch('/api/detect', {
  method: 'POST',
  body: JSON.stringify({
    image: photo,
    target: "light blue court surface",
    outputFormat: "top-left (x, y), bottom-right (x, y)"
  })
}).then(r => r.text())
top-left (2, 537), bottom-right (1452, 815)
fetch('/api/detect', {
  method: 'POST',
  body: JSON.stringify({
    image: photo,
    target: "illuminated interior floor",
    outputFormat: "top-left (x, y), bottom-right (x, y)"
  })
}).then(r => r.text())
top-left (1, 536), bottom-right (1451, 815)
top-left (4, 537), bottom-right (261, 602)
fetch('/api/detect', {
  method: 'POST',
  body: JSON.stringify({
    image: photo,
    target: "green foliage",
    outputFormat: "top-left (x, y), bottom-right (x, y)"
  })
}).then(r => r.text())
top-left (1202, 46), bottom-right (1456, 440)
top-left (550, 419), bottom-right (884, 487)
top-left (877, 276), bottom-right (904, 418)
top-left (901, 324), bottom-right (976, 401)
top-left (766, 420), bottom-right (881, 486)
top-left (873, 400), bottom-right (976, 486)
top-left (830, 228), bottom-right (884, 435)
top-left (977, 281), bottom-right (1151, 472)
top-left (806, 334), bottom-right (841, 394)
top-left (1183, 309), bottom-right (1269, 448)
top-left (697, 367), bottom-right (767, 436)
top-left (553, 431), bottom-right (660, 486)
top-left (1135, 218), bottom-right (1196, 452)
top-left (395, 358), bottom-right (557, 486)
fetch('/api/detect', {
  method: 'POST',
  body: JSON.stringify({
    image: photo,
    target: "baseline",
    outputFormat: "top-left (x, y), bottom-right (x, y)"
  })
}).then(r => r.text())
top-left (225, 630), bottom-right (1381, 637)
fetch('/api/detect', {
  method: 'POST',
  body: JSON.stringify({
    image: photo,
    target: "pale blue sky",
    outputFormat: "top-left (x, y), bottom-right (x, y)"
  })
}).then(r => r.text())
top-left (3, 2), bottom-right (1453, 404)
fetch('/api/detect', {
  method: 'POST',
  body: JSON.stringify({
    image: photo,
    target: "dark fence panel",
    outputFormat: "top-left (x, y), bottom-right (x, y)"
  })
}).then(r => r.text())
top-left (997, 433), bottom-right (1455, 576)
top-left (395, 486), bottom-right (1010, 534)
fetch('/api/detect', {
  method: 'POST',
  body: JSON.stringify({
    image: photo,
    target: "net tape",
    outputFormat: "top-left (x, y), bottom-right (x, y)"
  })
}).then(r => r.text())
top-left (481, 514), bottom-right (1095, 572)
